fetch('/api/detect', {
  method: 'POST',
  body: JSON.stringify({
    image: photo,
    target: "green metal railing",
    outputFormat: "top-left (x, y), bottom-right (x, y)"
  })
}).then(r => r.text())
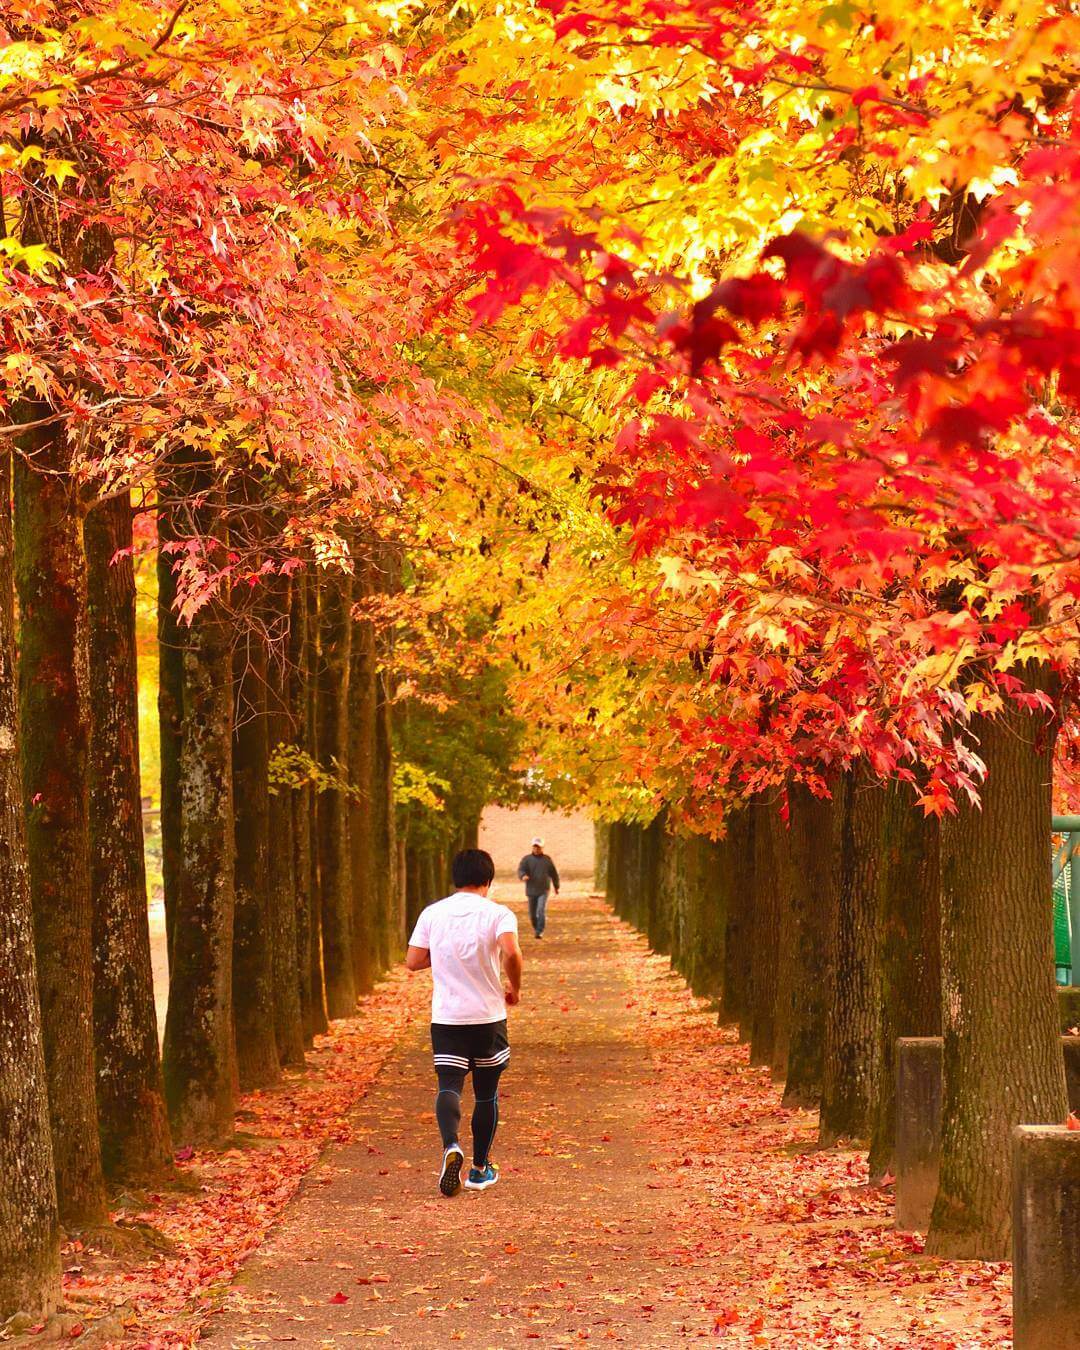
top-left (1053, 816), bottom-right (1080, 985)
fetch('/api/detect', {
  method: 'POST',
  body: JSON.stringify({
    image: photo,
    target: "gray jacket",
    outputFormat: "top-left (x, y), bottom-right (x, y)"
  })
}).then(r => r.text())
top-left (518, 853), bottom-right (560, 897)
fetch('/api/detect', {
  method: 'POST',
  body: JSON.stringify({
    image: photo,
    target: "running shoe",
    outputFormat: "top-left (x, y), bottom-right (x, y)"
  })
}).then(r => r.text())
top-left (464, 1161), bottom-right (499, 1191)
top-left (439, 1144), bottom-right (464, 1197)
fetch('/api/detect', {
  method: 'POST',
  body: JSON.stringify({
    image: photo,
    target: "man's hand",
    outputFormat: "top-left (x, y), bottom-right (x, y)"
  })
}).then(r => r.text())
top-left (504, 985), bottom-right (521, 1007)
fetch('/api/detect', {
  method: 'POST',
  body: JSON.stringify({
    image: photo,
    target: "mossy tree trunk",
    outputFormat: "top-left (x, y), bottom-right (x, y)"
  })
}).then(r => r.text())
top-left (15, 431), bottom-right (108, 1228)
top-left (868, 785), bottom-right (941, 1181)
top-left (0, 448), bottom-right (61, 1319)
top-left (317, 571), bottom-right (356, 1018)
top-left (594, 821), bottom-right (610, 892)
top-left (348, 559), bottom-right (378, 995)
top-left (157, 497), bottom-right (183, 972)
top-left (749, 797), bottom-right (779, 1064)
top-left (267, 578), bottom-right (304, 1068)
top-left (231, 621), bottom-right (280, 1091)
top-left (85, 492), bottom-right (172, 1182)
top-left (161, 469), bottom-right (236, 1147)
top-left (768, 802), bottom-right (796, 1084)
top-left (721, 810), bottom-right (754, 1030)
top-left (819, 768), bottom-right (885, 1147)
top-left (927, 667), bottom-right (1067, 1259)
top-left (692, 838), bottom-right (726, 1001)
top-left (300, 574), bottom-right (328, 1039)
top-left (374, 667), bottom-right (398, 963)
top-left (783, 782), bottom-right (835, 1109)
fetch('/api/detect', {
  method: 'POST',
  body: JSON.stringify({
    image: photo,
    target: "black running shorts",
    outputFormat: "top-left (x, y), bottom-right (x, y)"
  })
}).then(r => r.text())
top-left (431, 1019), bottom-right (510, 1075)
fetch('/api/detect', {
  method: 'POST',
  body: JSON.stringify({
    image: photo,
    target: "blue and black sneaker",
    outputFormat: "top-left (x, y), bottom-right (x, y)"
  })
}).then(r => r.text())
top-left (464, 1161), bottom-right (499, 1191)
top-left (439, 1144), bottom-right (464, 1197)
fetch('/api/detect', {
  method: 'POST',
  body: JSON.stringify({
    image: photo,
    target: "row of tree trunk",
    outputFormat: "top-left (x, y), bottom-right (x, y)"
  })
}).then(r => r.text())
top-left (0, 451), bottom-right (402, 1321)
top-left (602, 680), bottom-right (1067, 1258)
top-left (402, 819), bottom-right (481, 935)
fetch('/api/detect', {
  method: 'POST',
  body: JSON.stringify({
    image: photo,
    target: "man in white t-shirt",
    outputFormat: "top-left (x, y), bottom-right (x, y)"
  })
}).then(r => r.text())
top-left (406, 848), bottom-right (524, 1197)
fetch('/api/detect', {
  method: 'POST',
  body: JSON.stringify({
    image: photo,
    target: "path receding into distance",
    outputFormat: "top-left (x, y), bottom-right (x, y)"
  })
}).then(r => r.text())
top-left (205, 890), bottom-right (1011, 1348)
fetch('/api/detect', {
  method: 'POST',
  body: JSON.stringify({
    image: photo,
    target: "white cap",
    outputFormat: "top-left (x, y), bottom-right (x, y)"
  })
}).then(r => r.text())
top-left (531, 836), bottom-right (544, 847)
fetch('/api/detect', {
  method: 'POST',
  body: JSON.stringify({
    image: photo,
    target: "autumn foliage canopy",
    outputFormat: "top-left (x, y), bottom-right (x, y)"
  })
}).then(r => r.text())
top-left (2, 0), bottom-right (1079, 816)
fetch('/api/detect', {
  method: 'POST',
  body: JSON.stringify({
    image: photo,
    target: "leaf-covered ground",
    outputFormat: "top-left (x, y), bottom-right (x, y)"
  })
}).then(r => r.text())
top-left (51, 972), bottom-right (427, 1347)
top-left (191, 890), bottom-right (1011, 1348)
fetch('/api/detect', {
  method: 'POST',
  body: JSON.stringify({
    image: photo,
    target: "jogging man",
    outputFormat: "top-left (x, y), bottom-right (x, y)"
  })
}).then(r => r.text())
top-left (405, 849), bottom-right (524, 1197)
top-left (517, 836), bottom-right (560, 939)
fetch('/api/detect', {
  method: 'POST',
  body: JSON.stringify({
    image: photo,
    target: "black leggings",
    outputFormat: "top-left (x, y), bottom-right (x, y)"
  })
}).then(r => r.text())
top-left (431, 1021), bottom-right (510, 1167)
top-left (436, 1063), bottom-right (506, 1167)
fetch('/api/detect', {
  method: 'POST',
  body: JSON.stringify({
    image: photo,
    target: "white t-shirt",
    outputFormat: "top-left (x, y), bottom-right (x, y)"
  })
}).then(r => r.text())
top-left (408, 891), bottom-right (518, 1025)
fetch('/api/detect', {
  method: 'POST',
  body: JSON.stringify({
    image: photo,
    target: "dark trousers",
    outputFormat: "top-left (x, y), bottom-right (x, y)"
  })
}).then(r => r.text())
top-left (528, 891), bottom-right (548, 935)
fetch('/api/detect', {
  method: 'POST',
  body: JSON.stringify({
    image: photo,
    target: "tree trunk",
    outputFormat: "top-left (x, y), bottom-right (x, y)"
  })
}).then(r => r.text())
top-left (85, 492), bottom-right (172, 1182)
top-left (290, 576), bottom-right (316, 1046)
top-left (348, 561), bottom-right (378, 994)
top-left (691, 838), bottom-right (726, 1000)
top-left (374, 669), bottom-right (399, 963)
top-left (405, 843), bottom-right (423, 931)
top-left (317, 571), bottom-right (356, 1018)
top-left (606, 822), bottom-right (624, 911)
top-left (749, 797), bottom-right (779, 1066)
top-left (0, 448), bottom-right (60, 1319)
top-left (768, 803), bottom-right (796, 1084)
top-left (722, 810), bottom-right (754, 1030)
top-left (819, 768), bottom-right (884, 1147)
top-left (303, 574), bottom-right (329, 1038)
top-left (594, 821), bottom-right (610, 892)
top-left (927, 668), bottom-right (1067, 1259)
top-left (231, 624), bottom-right (280, 1091)
top-left (783, 782), bottom-right (835, 1109)
top-left (867, 785), bottom-right (941, 1181)
top-left (267, 581), bottom-right (304, 1069)
top-left (14, 438), bottom-right (107, 1228)
top-left (161, 473), bottom-right (236, 1147)
top-left (157, 500), bottom-right (183, 972)
top-left (372, 544), bottom-right (399, 963)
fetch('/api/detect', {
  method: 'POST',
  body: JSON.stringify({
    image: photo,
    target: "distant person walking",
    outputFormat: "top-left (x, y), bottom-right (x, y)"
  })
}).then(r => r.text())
top-left (518, 836), bottom-right (560, 939)
top-left (405, 849), bottom-right (524, 1197)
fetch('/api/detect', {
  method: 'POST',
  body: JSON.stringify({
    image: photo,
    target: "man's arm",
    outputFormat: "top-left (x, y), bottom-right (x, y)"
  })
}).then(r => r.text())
top-left (405, 945), bottom-right (431, 972)
top-left (549, 858), bottom-right (560, 893)
top-left (497, 931), bottom-right (523, 1005)
top-left (517, 855), bottom-right (529, 881)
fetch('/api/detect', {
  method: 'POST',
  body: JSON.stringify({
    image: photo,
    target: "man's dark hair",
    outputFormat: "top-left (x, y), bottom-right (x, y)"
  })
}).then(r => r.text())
top-left (452, 848), bottom-right (496, 889)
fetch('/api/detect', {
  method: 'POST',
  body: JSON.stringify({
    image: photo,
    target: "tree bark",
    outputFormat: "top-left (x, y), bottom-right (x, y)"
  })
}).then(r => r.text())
top-left (783, 782), bottom-right (835, 1109)
top-left (267, 580), bottom-right (304, 1068)
top-left (289, 577), bottom-right (314, 1044)
top-left (317, 571), bottom-right (356, 1018)
top-left (867, 785), bottom-right (941, 1181)
top-left (927, 668), bottom-right (1067, 1259)
top-left (0, 448), bottom-right (60, 1319)
top-left (692, 838), bottom-right (726, 1001)
top-left (721, 810), bottom-right (754, 1030)
top-left (161, 472), bottom-right (236, 1147)
top-left (594, 821), bottom-right (610, 892)
top-left (302, 574), bottom-right (329, 1038)
top-left (749, 797), bottom-right (779, 1066)
top-left (85, 492), bottom-right (172, 1182)
top-left (819, 768), bottom-right (884, 1147)
top-left (157, 499), bottom-right (183, 972)
top-left (768, 803), bottom-right (796, 1084)
top-left (374, 668), bottom-right (399, 963)
top-left (15, 435), bottom-right (107, 1228)
top-left (231, 624), bottom-right (280, 1090)
top-left (348, 560), bottom-right (378, 995)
